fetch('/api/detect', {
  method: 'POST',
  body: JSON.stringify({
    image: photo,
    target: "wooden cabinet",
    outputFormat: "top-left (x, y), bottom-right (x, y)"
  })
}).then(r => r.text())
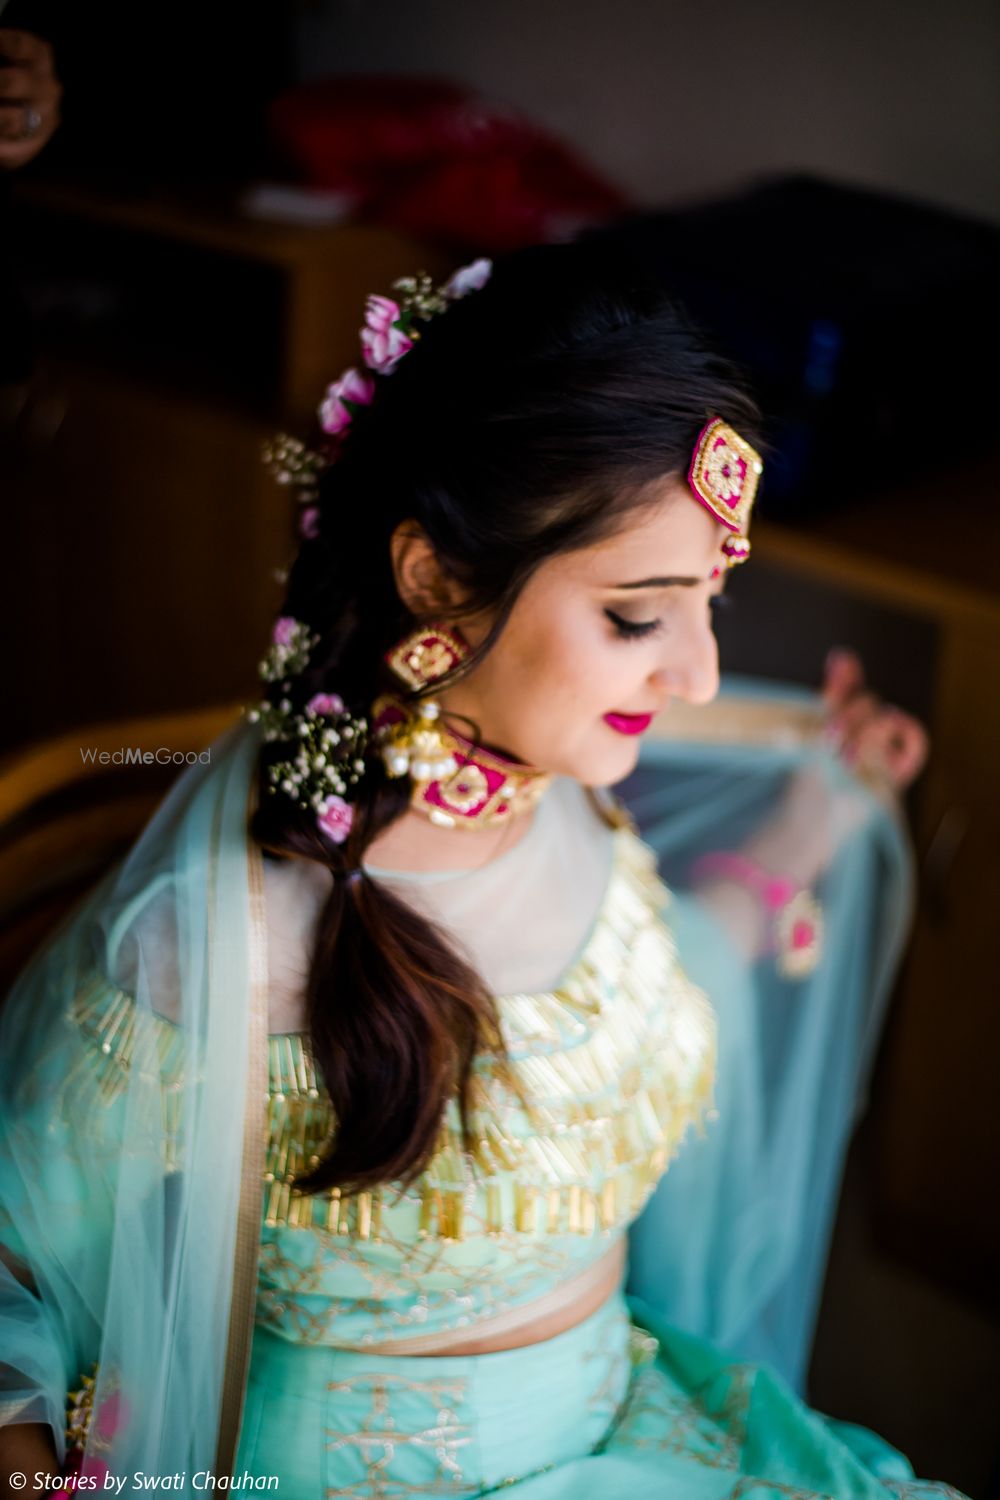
top-left (735, 489), bottom-right (1000, 1310)
top-left (2, 184), bottom-right (452, 751)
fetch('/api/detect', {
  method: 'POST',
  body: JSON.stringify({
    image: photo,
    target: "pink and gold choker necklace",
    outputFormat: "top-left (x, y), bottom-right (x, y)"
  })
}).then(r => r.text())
top-left (371, 691), bottom-right (552, 831)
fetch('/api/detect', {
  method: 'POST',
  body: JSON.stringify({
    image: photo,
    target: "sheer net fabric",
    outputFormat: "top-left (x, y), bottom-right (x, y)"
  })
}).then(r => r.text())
top-left (260, 773), bottom-right (617, 1035)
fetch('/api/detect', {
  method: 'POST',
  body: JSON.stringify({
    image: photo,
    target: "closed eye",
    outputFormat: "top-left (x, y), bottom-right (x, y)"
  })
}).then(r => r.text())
top-left (605, 609), bottom-right (663, 642)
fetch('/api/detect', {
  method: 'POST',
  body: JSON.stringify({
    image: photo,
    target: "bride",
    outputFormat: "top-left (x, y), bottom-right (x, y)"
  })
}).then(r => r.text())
top-left (0, 238), bottom-right (957, 1498)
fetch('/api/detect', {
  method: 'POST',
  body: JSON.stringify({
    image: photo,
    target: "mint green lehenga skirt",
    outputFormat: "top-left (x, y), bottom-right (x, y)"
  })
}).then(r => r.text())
top-left (234, 1287), bottom-right (957, 1499)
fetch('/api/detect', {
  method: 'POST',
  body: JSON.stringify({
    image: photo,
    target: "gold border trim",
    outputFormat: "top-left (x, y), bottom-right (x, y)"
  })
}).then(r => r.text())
top-left (214, 774), bottom-right (269, 1476)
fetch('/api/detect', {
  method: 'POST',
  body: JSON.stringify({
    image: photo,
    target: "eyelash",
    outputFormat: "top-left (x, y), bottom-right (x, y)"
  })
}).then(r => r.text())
top-left (605, 610), bottom-right (663, 642)
top-left (605, 594), bottom-right (733, 643)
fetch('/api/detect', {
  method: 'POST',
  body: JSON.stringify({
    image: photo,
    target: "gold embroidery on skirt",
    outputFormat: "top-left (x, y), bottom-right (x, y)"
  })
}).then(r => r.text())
top-left (581, 1301), bottom-right (632, 1431)
top-left (601, 1355), bottom-right (754, 1470)
top-left (324, 1372), bottom-right (477, 1497)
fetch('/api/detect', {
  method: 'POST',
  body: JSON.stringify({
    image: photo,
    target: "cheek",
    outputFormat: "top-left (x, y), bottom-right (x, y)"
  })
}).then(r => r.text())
top-left (527, 612), bottom-right (634, 718)
top-left (493, 596), bottom-right (578, 685)
top-left (543, 611), bottom-right (603, 686)
top-left (476, 594), bottom-right (652, 739)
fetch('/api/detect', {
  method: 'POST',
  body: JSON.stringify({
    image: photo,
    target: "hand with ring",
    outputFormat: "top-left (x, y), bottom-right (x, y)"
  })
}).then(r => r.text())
top-left (820, 647), bottom-right (929, 793)
top-left (0, 29), bottom-right (62, 170)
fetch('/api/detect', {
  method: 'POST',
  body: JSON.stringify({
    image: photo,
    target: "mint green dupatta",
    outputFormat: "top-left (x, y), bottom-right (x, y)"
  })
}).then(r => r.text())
top-left (624, 678), bottom-right (915, 1395)
top-left (0, 717), bottom-right (267, 1484)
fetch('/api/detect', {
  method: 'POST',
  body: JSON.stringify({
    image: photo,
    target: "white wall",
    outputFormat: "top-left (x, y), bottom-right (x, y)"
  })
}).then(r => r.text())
top-left (294, 0), bottom-right (1000, 225)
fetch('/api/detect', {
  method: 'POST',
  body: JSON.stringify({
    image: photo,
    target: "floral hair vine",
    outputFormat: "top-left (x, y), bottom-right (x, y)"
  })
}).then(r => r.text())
top-left (246, 616), bottom-right (369, 845)
top-left (251, 256), bottom-right (493, 846)
top-left (263, 257), bottom-right (493, 540)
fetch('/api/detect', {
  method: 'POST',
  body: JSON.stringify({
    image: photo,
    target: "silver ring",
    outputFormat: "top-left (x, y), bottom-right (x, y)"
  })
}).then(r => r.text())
top-left (21, 106), bottom-right (42, 141)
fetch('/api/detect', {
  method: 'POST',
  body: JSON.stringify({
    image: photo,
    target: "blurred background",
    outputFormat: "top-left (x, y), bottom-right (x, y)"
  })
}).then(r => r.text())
top-left (1, 0), bottom-right (998, 1491)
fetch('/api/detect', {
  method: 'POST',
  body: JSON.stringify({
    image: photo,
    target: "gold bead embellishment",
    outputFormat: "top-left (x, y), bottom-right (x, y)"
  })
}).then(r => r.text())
top-left (65, 1364), bottom-right (99, 1451)
top-left (68, 827), bottom-right (717, 1258)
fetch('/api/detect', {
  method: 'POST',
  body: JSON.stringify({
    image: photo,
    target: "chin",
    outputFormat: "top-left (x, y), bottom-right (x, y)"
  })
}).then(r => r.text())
top-left (556, 735), bottom-right (642, 790)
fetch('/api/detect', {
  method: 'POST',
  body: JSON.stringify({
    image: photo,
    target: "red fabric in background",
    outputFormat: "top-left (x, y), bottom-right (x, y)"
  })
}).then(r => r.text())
top-left (266, 75), bottom-right (629, 251)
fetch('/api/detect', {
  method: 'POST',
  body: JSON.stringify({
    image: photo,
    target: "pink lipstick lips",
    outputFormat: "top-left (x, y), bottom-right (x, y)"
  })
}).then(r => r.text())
top-left (603, 712), bottom-right (653, 736)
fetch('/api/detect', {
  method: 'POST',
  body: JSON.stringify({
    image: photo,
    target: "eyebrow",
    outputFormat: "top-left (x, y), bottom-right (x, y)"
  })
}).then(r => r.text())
top-left (606, 575), bottom-right (703, 590)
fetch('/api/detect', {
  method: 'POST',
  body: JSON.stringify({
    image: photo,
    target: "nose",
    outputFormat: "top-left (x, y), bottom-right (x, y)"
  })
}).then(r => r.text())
top-left (650, 615), bottom-right (720, 707)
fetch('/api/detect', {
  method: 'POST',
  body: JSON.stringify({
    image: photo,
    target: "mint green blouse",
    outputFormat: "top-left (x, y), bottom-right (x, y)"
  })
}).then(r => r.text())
top-left (69, 817), bottom-right (716, 1352)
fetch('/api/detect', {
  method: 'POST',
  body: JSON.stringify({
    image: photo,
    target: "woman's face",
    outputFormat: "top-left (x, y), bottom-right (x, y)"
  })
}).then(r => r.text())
top-left (438, 479), bottom-right (733, 788)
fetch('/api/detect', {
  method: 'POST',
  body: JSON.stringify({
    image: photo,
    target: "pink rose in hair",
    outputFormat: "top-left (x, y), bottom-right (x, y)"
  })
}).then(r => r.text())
top-left (443, 258), bottom-right (492, 299)
top-left (306, 692), bottom-right (344, 716)
top-left (272, 616), bottom-right (298, 647)
top-left (317, 794), bottom-right (353, 844)
top-left (319, 366), bottom-right (375, 436)
top-left (360, 294), bottom-right (414, 374)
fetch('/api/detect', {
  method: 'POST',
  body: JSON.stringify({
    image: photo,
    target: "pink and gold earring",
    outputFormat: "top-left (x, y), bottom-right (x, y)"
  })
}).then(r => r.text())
top-left (371, 623), bottom-right (552, 830)
top-left (384, 624), bottom-right (470, 694)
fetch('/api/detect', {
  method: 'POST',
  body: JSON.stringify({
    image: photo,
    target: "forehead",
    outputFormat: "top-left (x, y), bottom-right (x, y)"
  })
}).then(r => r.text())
top-left (550, 480), bottom-right (727, 585)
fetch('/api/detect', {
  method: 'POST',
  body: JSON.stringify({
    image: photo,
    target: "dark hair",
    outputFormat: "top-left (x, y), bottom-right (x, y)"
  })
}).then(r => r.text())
top-left (250, 234), bottom-right (762, 1198)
